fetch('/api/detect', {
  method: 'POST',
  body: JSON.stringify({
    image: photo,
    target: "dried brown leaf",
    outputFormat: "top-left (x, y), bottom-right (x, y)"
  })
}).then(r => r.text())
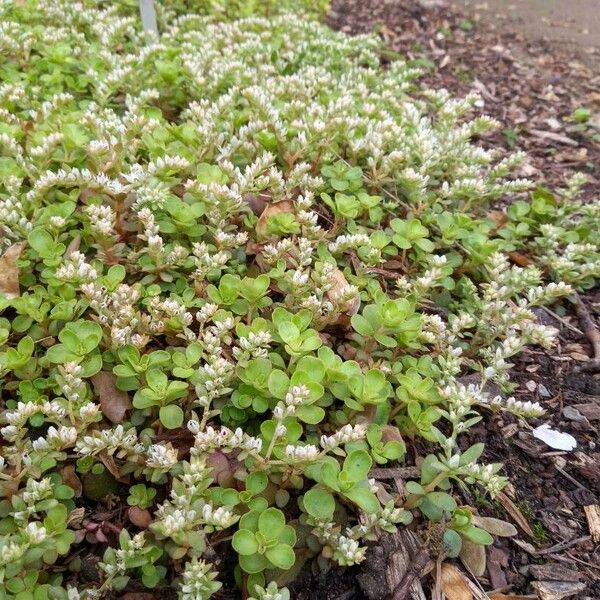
top-left (459, 538), bottom-right (486, 577)
top-left (471, 515), bottom-right (518, 537)
top-left (496, 491), bottom-right (535, 538)
top-left (91, 371), bottom-right (131, 423)
top-left (66, 507), bottom-right (85, 527)
top-left (0, 242), bottom-right (26, 299)
top-left (60, 464), bottom-right (82, 497)
top-left (99, 451), bottom-right (122, 480)
top-left (531, 580), bottom-right (586, 600)
top-left (439, 563), bottom-right (473, 600)
top-left (487, 210), bottom-right (507, 228)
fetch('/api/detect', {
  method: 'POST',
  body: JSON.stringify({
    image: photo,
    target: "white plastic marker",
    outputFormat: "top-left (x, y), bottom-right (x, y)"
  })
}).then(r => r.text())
top-left (139, 0), bottom-right (158, 35)
top-left (532, 423), bottom-right (577, 451)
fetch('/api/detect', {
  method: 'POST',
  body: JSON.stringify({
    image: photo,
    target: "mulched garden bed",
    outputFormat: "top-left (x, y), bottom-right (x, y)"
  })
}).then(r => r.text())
top-left (290, 1), bottom-right (600, 598)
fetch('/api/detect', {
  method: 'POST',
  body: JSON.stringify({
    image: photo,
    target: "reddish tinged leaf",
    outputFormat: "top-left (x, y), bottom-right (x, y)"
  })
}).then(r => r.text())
top-left (91, 371), bottom-right (131, 423)
top-left (0, 242), bottom-right (26, 299)
top-left (508, 251), bottom-right (532, 267)
top-left (206, 451), bottom-right (236, 487)
top-left (128, 506), bottom-right (152, 529)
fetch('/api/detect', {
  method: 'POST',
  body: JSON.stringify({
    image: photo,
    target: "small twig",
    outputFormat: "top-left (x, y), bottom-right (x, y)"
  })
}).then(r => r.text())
top-left (554, 463), bottom-right (593, 493)
top-left (390, 546), bottom-right (431, 600)
top-left (565, 551), bottom-right (600, 571)
top-left (535, 535), bottom-right (591, 556)
top-left (369, 466), bottom-right (421, 480)
top-left (573, 295), bottom-right (600, 373)
top-left (540, 305), bottom-right (582, 335)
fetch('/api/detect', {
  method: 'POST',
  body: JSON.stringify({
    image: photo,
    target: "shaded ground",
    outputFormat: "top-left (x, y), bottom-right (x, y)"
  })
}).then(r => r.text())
top-left (294, 1), bottom-right (600, 598)
top-left (449, 0), bottom-right (600, 68)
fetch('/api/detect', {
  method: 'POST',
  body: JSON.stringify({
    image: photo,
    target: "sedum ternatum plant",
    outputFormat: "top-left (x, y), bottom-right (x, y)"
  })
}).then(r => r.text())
top-left (0, 0), bottom-right (593, 598)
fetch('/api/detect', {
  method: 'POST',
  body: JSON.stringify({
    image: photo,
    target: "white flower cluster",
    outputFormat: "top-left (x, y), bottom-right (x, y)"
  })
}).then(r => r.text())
top-left (56, 251), bottom-right (98, 283)
top-left (75, 425), bottom-right (144, 459)
top-left (312, 522), bottom-right (368, 566)
top-left (188, 423), bottom-right (262, 456)
top-left (100, 532), bottom-right (146, 578)
top-left (146, 442), bottom-right (179, 471)
top-left (320, 423), bottom-right (367, 451)
top-left (179, 557), bottom-right (222, 600)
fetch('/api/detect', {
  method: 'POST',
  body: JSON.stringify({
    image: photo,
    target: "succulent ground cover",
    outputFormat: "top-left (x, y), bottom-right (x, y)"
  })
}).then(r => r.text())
top-left (0, 1), bottom-right (599, 600)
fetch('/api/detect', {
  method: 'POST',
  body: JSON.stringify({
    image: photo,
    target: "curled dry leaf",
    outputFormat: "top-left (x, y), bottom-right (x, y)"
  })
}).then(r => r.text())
top-left (91, 371), bottom-right (132, 423)
top-left (66, 507), bottom-right (86, 527)
top-left (243, 192), bottom-right (269, 216)
top-left (487, 209), bottom-right (508, 229)
top-left (0, 242), bottom-right (26, 299)
top-left (459, 538), bottom-right (486, 577)
top-left (255, 200), bottom-right (295, 238)
top-left (327, 268), bottom-right (361, 315)
top-left (471, 515), bottom-right (518, 537)
top-left (440, 563), bottom-right (473, 600)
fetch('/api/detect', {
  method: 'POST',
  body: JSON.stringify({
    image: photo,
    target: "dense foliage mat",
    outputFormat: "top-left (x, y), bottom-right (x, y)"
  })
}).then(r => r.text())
top-left (1, 1), bottom-right (599, 599)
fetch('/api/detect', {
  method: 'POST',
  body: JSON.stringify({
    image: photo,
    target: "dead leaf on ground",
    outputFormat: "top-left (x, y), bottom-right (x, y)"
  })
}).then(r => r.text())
top-left (99, 450), bottom-right (123, 480)
top-left (91, 371), bottom-right (132, 423)
top-left (439, 563), bottom-right (473, 600)
top-left (0, 242), bottom-right (26, 299)
top-left (459, 538), bottom-right (486, 577)
top-left (508, 251), bottom-right (532, 267)
top-left (496, 491), bottom-right (535, 537)
top-left (60, 464), bottom-right (82, 497)
top-left (487, 209), bottom-right (507, 229)
top-left (471, 515), bottom-right (518, 537)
